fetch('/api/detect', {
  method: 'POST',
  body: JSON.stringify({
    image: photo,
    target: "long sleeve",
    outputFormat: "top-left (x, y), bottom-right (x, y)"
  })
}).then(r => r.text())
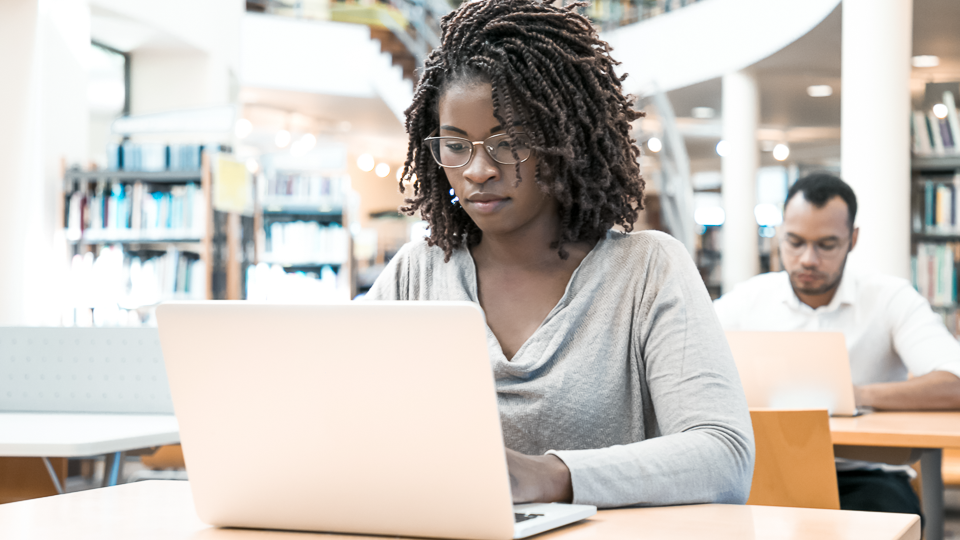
top-left (549, 239), bottom-right (755, 507)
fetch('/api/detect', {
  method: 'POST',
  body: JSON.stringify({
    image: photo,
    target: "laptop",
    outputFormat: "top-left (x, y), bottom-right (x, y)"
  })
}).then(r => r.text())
top-left (724, 331), bottom-right (864, 417)
top-left (156, 301), bottom-right (596, 540)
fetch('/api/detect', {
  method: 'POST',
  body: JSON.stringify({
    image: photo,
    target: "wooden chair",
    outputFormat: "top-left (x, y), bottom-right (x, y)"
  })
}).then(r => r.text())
top-left (747, 408), bottom-right (840, 510)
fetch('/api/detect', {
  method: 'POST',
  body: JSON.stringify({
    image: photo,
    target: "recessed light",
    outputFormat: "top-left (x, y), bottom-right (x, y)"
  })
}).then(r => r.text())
top-left (357, 154), bottom-right (375, 172)
top-left (933, 103), bottom-right (949, 119)
top-left (773, 143), bottom-right (790, 161)
top-left (912, 55), bottom-right (940, 68)
top-left (806, 85), bottom-right (833, 97)
top-left (716, 140), bottom-right (729, 157)
top-left (647, 137), bottom-right (662, 153)
top-left (375, 163), bottom-right (391, 178)
top-left (692, 107), bottom-right (716, 119)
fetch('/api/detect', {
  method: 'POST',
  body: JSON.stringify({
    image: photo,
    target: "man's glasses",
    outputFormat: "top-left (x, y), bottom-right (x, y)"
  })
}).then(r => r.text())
top-left (781, 237), bottom-right (850, 261)
top-left (424, 133), bottom-right (533, 168)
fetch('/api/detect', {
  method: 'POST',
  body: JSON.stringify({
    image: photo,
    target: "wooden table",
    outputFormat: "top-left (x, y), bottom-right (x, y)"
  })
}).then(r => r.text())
top-left (0, 481), bottom-right (920, 540)
top-left (830, 411), bottom-right (960, 540)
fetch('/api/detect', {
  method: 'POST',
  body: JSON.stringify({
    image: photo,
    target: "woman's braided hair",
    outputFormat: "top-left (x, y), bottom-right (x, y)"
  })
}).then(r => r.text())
top-left (399, 0), bottom-right (645, 260)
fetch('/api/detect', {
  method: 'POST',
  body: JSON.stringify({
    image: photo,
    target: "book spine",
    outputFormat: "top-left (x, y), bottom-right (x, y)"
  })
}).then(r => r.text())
top-left (945, 92), bottom-right (960, 153)
top-left (914, 111), bottom-right (933, 155)
top-left (930, 111), bottom-right (946, 154)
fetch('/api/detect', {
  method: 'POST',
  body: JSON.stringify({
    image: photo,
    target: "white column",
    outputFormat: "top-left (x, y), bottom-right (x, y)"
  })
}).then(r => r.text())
top-left (842, 0), bottom-right (913, 279)
top-left (0, 0), bottom-right (39, 324)
top-left (721, 69), bottom-right (760, 293)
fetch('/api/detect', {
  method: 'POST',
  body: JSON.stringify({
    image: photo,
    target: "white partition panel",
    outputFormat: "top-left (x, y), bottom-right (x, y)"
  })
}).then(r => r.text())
top-left (0, 328), bottom-right (173, 414)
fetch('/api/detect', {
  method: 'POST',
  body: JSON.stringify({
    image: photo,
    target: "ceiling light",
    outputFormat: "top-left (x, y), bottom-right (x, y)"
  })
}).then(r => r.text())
top-left (806, 85), bottom-right (833, 97)
top-left (694, 207), bottom-right (725, 226)
top-left (357, 154), bottom-right (375, 172)
top-left (246, 158), bottom-right (259, 174)
top-left (275, 130), bottom-right (291, 148)
top-left (692, 107), bottom-right (716, 119)
top-left (235, 118), bottom-right (253, 139)
top-left (396, 168), bottom-right (403, 181)
top-left (375, 163), bottom-right (391, 178)
top-left (933, 103), bottom-right (949, 119)
top-left (647, 137), bottom-right (662, 153)
top-left (912, 55), bottom-right (940, 68)
top-left (716, 140), bottom-right (729, 157)
top-left (754, 203), bottom-right (783, 227)
top-left (773, 143), bottom-right (790, 161)
top-left (299, 133), bottom-right (316, 152)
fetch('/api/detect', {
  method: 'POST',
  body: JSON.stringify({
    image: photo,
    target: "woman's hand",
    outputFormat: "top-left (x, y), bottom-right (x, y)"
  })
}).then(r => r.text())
top-left (505, 448), bottom-right (573, 503)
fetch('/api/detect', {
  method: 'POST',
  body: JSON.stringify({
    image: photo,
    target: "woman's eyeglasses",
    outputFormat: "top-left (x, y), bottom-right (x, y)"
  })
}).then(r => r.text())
top-left (424, 133), bottom-right (533, 168)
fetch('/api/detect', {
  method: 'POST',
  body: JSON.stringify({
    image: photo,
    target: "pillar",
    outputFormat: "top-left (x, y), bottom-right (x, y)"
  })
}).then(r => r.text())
top-left (721, 69), bottom-right (760, 293)
top-left (841, 0), bottom-right (913, 279)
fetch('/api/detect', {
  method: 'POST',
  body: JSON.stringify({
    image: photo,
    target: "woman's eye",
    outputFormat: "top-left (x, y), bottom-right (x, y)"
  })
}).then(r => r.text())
top-left (819, 243), bottom-right (838, 252)
top-left (445, 143), bottom-right (468, 153)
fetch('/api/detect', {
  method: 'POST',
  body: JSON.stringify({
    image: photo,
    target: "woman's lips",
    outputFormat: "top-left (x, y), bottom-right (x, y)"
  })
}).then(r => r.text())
top-left (466, 197), bottom-right (509, 213)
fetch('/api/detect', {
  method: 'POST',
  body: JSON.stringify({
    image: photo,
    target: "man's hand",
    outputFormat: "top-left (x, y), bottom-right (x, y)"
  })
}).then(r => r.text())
top-left (855, 371), bottom-right (960, 411)
top-left (505, 448), bottom-right (573, 504)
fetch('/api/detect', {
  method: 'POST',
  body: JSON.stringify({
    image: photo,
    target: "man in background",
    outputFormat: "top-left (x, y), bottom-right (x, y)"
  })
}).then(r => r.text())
top-left (714, 173), bottom-right (960, 516)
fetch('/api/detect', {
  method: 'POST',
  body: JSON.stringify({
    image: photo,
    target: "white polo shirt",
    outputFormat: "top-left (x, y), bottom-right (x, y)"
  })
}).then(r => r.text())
top-left (713, 267), bottom-right (960, 475)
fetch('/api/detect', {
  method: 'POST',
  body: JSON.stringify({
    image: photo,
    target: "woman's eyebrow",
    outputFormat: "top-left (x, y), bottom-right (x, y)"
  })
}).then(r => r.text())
top-left (439, 125), bottom-right (468, 135)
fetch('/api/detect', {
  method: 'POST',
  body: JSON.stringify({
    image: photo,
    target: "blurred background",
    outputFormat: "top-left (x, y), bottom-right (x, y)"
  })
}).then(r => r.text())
top-left (0, 0), bottom-right (958, 332)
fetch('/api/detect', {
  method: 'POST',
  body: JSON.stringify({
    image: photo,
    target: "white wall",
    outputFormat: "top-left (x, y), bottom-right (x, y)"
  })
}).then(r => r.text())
top-left (130, 49), bottom-right (232, 115)
top-left (0, 0), bottom-right (91, 325)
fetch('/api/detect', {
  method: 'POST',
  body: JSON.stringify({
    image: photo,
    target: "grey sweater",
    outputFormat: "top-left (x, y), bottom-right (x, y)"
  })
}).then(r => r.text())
top-left (365, 230), bottom-right (754, 508)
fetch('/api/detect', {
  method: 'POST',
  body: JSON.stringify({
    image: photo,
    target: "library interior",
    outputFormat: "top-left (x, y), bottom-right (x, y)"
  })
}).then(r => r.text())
top-left (2, 0), bottom-right (960, 539)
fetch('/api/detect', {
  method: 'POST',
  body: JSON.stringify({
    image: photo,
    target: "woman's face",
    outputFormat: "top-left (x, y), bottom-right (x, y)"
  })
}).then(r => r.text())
top-left (436, 82), bottom-right (558, 239)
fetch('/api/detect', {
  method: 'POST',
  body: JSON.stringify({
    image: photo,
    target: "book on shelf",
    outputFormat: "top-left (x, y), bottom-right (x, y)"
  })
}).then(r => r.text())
top-left (68, 246), bottom-right (206, 326)
top-left (912, 242), bottom-right (959, 307)
top-left (915, 171), bottom-right (960, 235)
top-left (106, 143), bottom-right (204, 172)
top-left (265, 221), bottom-right (348, 264)
top-left (67, 181), bottom-right (205, 241)
top-left (264, 173), bottom-right (347, 210)
top-left (913, 91), bottom-right (960, 157)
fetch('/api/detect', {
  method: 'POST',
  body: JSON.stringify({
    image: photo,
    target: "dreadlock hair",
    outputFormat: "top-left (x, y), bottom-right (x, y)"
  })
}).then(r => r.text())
top-left (398, 0), bottom-right (646, 261)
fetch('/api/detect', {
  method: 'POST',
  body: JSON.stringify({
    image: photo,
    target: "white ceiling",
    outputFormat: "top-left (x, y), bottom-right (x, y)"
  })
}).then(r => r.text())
top-left (658, 0), bottom-right (960, 166)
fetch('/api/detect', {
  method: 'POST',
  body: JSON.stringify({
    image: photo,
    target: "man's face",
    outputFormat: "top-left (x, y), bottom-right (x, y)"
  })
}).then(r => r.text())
top-left (779, 194), bottom-right (858, 297)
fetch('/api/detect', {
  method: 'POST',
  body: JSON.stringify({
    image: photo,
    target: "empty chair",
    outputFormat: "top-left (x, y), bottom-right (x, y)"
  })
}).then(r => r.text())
top-left (747, 408), bottom-right (840, 510)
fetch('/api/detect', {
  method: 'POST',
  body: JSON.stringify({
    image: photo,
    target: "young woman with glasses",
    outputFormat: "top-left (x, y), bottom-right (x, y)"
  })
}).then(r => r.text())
top-left (365, 0), bottom-right (754, 508)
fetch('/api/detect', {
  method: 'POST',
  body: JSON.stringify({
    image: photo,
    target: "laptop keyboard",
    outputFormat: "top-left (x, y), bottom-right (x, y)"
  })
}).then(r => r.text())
top-left (514, 513), bottom-right (543, 523)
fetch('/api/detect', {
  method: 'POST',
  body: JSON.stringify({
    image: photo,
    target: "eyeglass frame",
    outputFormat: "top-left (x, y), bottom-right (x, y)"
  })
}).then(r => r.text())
top-left (422, 131), bottom-right (534, 169)
top-left (779, 233), bottom-right (852, 261)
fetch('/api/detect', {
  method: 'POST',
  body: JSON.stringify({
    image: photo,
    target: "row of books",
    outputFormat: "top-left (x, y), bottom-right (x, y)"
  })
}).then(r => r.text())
top-left (67, 246), bottom-right (206, 326)
top-left (912, 91), bottom-right (960, 156)
top-left (265, 221), bottom-right (348, 264)
top-left (106, 144), bottom-right (204, 172)
top-left (915, 174), bottom-right (960, 234)
top-left (264, 173), bottom-right (347, 209)
top-left (66, 182), bottom-right (205, 239)
top-left (936, 308), bottom-right (960, 338)
top-left (245, 262), bottom-right (346, 303)
top-left (912, 242), bottom-right (959, 307)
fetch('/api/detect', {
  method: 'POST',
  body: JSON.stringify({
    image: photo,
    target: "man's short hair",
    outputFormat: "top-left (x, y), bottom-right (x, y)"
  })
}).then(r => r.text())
top-left (785, 173), bottom-right (858, 229)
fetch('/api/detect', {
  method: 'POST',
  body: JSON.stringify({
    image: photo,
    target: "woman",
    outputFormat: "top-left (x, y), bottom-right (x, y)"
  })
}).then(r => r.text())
top-left (365, 0), bottom-right (754, 508)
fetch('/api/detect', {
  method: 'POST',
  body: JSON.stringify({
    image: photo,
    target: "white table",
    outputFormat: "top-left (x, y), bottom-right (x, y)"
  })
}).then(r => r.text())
top-left (0, 412), bottom-right (180, 492)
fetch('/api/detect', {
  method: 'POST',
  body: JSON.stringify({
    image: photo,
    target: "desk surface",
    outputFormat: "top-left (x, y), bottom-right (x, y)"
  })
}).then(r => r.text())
top-left (0, 412), bottom-right (179, 457)
top-left (830, 411), bottom-right (960, 448)
top-left (0, 481), bottom-right (920, 540)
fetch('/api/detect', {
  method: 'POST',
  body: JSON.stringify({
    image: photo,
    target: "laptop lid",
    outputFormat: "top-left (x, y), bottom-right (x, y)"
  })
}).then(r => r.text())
top-left (724, 331), bottom-right (858, 416)
top-left (157, 301), bottom-right (516, 540)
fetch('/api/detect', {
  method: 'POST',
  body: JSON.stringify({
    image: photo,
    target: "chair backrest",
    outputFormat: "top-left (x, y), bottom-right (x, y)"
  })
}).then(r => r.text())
top-left (0, 327), bottom-right (173, 414)
top-left (747, 408), bottom-right (840, 510)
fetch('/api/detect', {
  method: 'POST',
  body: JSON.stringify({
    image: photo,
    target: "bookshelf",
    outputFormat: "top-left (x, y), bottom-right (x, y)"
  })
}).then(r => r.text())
top-left (63, 146), bottom-right (257, 326)
top-left (247, 170), bottom-right (354, 302)
top-left (910, 157), bottom-right (960, 337)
